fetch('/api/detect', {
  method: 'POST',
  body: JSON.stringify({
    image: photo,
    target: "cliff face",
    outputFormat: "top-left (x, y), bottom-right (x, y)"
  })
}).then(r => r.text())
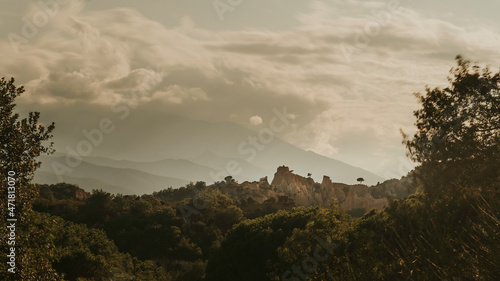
top-left (271, 166), bottom-right (318, 205)
top-left (270, 166), bottom-right (390, 211)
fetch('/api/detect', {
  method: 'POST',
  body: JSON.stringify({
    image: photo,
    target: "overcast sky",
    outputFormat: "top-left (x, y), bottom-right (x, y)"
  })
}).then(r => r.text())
top-left (1, 0), bottom-right (499, 178)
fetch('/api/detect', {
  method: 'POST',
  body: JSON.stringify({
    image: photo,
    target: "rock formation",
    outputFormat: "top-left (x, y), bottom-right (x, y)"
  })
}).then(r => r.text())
top-left (270, 166), bottom-right (390, 212)
top-left (215, 166), bottom-right (416, 214)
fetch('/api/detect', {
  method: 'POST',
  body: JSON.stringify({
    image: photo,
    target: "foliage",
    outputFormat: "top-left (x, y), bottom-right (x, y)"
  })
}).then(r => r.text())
top-left (404, 55), bottom-right (499, 165)
top-left (0, 77), bottom-right (55, 212)
top-left (0, 77), bottom-right (55, 279)
top-left (33, 185), bottom-right (247, 280)
top-left (0, 210), bottom-right (168, 281)
top-left (205, 206), bottom-right (352, 281)
top-left (402, 55), bottom-right (500, 194)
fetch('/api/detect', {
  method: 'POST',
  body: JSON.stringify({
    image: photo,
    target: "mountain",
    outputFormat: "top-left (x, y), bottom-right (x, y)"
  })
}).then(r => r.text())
top-left (82, 155), bottom-right (219, 183)
top-left (34, 156), bottom-right (189, 195)
top-left (34, 171), bottom-right (129, 195)
top-left (189, 151), bottom-right (269, 182)
top-left (53, 113), bottom-right (384, 185)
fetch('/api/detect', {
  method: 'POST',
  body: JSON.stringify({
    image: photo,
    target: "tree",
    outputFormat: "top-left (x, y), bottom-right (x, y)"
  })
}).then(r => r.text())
top-left (1, 77), bottom-right (55, 279)
top-left (396, 56), bottom-right (500, 279)
top-left (402, 55), bottom-right (500, 192)
top-left (357, 177), bottom-right (365, 184)
top-left (403, 55), bottom-right (499, 165)
top-left (206, 207), bottom-right (323, 281)
top-left (1, 77), bottom-right (55, 211)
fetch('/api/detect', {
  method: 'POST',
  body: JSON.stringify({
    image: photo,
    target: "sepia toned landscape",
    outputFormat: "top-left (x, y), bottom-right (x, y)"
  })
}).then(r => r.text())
top-left (1, 1), bottom-right (499, 280)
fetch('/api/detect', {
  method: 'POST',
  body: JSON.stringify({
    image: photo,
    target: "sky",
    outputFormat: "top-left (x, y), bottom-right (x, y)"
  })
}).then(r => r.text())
top-left (1, 0), bottom-right (499, 179)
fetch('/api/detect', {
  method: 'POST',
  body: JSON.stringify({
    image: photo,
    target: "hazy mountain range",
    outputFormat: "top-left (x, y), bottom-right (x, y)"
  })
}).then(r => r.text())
top-left (34, 114), bottom-right (385, 195)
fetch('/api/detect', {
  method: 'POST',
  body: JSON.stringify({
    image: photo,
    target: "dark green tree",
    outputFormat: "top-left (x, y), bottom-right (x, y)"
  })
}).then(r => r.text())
top-left (1, 77), bottom-right (55, 280)
top-left (402, 55), bottom-right (499, 193)
top-left (403, 55), bottom-right (499, 164)
top-left (395, 56), bottom-right (500, 279)
top-left (1, 77), bottom-right (55, 211)
top-left (205, 206), bottom-right (349, 281)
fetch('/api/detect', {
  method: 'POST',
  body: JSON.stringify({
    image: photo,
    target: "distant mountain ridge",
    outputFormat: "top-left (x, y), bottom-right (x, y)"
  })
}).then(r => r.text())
top-left (34, 150), bottom-right (385, 196)
top-left (47, 113), bottom-right (384, 189)
top-left (34, 156), bottom-right (189, 194)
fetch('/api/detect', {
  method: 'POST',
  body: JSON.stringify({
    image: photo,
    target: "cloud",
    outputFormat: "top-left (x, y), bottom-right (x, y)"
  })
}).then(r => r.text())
top-left (152, 85), bottom-right (209, 104)
top-left (249, 115), bottom-right (263, 126)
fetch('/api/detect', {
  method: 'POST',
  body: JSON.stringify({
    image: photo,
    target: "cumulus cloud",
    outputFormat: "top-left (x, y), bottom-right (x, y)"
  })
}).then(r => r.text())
top-left (249, 115), bottom-right (263, 126)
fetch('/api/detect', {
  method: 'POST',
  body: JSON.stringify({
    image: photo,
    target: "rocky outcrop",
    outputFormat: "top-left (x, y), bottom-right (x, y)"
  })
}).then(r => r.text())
top-left (271, 166), bottom-right (346, 207)
top-left (271, 166), bottom-right (319, 205)
top-left (321, 176), bottom-right (346, 202)
top-left (270, 166), bottom-right (391, 211)
top-left (216, 166), bottom-right (414, 213)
